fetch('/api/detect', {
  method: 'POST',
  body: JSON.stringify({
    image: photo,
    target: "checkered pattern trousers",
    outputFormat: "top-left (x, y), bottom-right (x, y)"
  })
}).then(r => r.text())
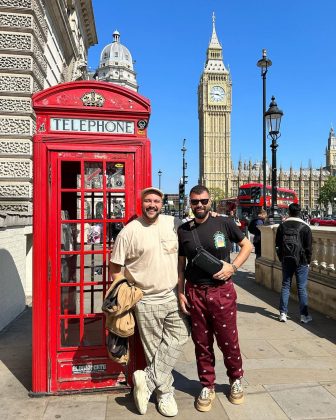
top-left (134, 298), bottom-right (190, 396)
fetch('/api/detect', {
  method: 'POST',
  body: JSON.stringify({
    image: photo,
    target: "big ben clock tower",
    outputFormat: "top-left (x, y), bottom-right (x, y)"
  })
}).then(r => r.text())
top-left (198, 13), bottom-right (232, 197)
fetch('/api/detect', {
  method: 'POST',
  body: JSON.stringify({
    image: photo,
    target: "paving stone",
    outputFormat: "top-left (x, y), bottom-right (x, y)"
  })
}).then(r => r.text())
top-left (268, 338), bottom-right (336, 358)
top-left (43, 394), bottom-right (107, 420)
top-left (265, 383), bottom-right (336, 419)
top-left (0, 396), bottom-right (47, 420)
top-left (217, 384), bottom-right (288, 420)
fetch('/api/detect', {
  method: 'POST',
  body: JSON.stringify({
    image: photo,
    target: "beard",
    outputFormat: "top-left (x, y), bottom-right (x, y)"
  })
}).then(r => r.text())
top-left (192, 206), bottom-right (210, 219)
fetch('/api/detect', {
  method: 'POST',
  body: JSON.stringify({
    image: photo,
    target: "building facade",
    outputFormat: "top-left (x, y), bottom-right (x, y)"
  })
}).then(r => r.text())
top-left (94, 29), bottom-right (138, 91)
top-left (198, 15), bottom-right (331, 213)
top-left (198, 13), bottom-right (232, 197)
top-left (0, 0), bottom-right (97, 331)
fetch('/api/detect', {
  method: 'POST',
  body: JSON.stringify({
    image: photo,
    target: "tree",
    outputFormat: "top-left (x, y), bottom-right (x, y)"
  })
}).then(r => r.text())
top-left (318, 176), bottom-right (336, 212)
top-left (208, 187), bottom-right (224, 211)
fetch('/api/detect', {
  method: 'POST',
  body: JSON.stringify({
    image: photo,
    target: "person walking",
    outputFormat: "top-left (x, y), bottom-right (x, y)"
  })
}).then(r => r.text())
top-left (109, 187), bottom-right (190, 417)
top-left (177, 185), bottom-right (252, 411)
top-left (249, 209), bottom-right (267, 258)
top-left (275, 203), bottom-right (313, 323)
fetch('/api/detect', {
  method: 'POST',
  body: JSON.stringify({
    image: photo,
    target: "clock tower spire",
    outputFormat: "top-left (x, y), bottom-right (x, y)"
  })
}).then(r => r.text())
top-left (198, 13), bottom-right (232, 199)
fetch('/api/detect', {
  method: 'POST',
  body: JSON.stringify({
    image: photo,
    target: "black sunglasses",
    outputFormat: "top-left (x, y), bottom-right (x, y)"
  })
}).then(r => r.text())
top-left (190, 198), bottom-right (210, 205)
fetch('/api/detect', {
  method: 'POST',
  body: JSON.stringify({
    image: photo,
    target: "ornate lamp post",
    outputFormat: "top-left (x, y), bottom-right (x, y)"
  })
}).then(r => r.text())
top-left (257, 49), bottom-right (272, 210)
top-left (265, 96), bottom-right (283, 223)
top-left (179, 139), bottom-right (187, 219)
top-left (158, 169), bottom-right (162, 190)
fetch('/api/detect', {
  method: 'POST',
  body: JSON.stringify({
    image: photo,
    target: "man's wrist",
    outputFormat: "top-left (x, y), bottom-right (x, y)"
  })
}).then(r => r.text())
top-left (231, 263), bottom-right (238, 273)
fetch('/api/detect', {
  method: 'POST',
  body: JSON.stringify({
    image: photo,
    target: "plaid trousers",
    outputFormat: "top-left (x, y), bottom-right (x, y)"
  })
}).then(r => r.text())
top-left (185, 280), bottom-right (243, 388)
top-left (134, 298), bottom-right (190, 396)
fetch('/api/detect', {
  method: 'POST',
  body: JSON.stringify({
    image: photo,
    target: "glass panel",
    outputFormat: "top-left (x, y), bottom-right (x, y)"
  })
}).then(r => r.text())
top-left (107, 222), bottom-right (124, 246)
top-left (84, 162), bottom-right (103, 189)
top-left (106, 162), bottom-right (125, 189)
top-left (61, 255), bottom-right (80, 283)
top-left (60, 223), bottom-right (80, 251)
top-left (84, 222), bottom-right (104, 251)
top-left (60, 318), bottom-right (80, 347)
top-left (61, 286), bottom-right (80, 315)
top-left (83, 318), bottom-right (103, 346)
top-left (61, 192), bottom-right (80, 220)
top-left (83, 285), bottom-right (104, 314)
top-left (84, 192), bottom-right (104, 219)
top-left (83, 253), bottom-right (105, 283)
top-left (61, 161), bottom-right (81, 189)
top-left (107, 193), bottom-right (125, 219)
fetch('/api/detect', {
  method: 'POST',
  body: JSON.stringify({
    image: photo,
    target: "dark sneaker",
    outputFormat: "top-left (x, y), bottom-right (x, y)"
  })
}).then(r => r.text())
top-left (157, 390), bottom-right (178, 417)
top-left (229, 378), bottom-right (244, 404)
top-left (300, 314), bottom-right (312, 323)
top-left (133, 370), bottom-right (151, 414)
top-left (196, 387), bottom-right (216, 412)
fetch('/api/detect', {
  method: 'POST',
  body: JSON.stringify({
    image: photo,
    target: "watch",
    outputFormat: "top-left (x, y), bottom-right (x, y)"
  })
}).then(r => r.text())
top-left (210, 85), bottom-right (225, 102)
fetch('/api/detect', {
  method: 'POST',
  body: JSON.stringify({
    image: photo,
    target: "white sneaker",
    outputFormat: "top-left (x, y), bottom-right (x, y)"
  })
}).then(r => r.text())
top-left (157, 391), bottom-right (178, 417)
top-left (279, 312), bottom-right (287, 322)
top-left (196, 387), bottom-right (216, 412)
top-left (133, 370), bottom-right (151, 414)
top-left (300, 314), bottom-right (312, 324)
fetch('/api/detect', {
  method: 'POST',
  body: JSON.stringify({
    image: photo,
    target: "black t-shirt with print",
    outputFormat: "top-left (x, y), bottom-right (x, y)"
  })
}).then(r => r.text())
top-left (178, 216), bottom-right (244, 286)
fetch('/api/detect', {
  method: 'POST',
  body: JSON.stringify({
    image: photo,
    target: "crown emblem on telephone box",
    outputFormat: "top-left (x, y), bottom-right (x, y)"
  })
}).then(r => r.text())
top-left (81, 91), bottom-right (105, 107)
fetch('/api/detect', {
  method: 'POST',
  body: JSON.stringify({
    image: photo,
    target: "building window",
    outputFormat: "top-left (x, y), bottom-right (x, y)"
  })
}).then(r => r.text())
top-left (114, 52), bottom-right (118, 57)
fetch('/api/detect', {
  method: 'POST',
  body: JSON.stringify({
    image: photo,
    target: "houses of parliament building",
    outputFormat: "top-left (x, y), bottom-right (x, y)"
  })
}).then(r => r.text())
top-left (198, 14), bottom-right (335, 212)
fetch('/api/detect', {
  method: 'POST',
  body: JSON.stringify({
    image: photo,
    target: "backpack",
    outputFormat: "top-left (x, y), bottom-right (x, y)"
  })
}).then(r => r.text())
top-left (281, 223), bottom-right (305, 266)
top-left (248, 218), bottom-right (258, 235)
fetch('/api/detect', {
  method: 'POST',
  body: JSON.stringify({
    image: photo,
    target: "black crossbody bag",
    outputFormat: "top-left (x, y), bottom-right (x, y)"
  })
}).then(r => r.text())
top-left (190, 221), bottom-right (223, 275)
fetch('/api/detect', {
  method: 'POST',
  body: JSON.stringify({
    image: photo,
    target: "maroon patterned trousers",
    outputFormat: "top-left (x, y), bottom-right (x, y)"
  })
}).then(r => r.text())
top-left (185, 280), bottom-right (243, 388)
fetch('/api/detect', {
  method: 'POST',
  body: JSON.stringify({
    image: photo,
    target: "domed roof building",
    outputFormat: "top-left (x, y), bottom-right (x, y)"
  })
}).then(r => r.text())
top-left (95, 30), bottom-right (138, 92)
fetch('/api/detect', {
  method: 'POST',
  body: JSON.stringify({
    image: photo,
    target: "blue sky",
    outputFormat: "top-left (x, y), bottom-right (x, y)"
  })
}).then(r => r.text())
top-left (89, 0), bottom-right (336, 194)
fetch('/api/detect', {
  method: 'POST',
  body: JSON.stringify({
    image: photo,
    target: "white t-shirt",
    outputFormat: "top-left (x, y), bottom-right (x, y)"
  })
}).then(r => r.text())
top-left (110, 215), bottom-right (181, 304)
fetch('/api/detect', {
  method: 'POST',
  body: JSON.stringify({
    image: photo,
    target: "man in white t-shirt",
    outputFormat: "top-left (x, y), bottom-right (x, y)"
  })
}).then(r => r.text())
top-left (109, 187), bottom-right (190, 417)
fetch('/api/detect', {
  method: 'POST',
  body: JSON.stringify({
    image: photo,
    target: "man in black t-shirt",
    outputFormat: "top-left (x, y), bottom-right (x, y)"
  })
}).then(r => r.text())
top-left (178, 185), bottom-right (252, 412)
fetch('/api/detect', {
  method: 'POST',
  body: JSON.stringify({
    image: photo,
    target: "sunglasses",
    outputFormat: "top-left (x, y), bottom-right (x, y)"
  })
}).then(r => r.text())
top-left (190, 198), bottom-right (210, 205)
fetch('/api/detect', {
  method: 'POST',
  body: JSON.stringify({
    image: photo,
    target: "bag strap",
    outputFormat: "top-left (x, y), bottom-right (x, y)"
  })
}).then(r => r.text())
top-left (189, 220), bottom-right (203, 251)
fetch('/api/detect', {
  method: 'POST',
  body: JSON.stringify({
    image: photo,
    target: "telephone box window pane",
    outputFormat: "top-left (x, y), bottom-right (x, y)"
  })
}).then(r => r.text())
top-left (61, 286), bottom-right (80, 315)
top-left (61, 192), bottom-right (81, 220)
top-left (60, 319), bottom-right (80, 347)
top-left (84, 253), bottom-right (105, 283)
top-left (84, 193), bottom-right (104, 219)
top-left (107, 194), bottom-right (125, 219)
top-left (106, 162), bottom-right (125, 189)
top-left (61, 223), bottom-right (81, 251)
top-left (84, 162), bottom-right (103, 189)
top-left (61, 255), bottom-right (80, 283)
top-left (61, 161), bottom-right (81, 189)
top-left (84, 223), bottom-right (104, 251)
top-left (83, 318), bottom-right (103, 346)
top-left (83, 285), bottom-right (104, 314)
top-left (107, 222), bottom-right (124, 245)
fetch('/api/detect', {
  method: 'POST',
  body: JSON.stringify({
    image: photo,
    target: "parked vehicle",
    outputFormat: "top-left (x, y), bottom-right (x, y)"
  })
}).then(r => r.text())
top-left (309, 216), bottom-right (336, 226)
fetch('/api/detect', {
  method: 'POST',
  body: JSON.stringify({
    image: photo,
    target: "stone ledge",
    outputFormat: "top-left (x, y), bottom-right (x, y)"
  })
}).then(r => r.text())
top-left (0, 210), bottom-right (32, 227)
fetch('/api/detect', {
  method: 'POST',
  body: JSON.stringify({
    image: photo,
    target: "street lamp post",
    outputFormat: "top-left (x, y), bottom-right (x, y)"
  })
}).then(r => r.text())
top-left (265, 96), bottom-right (283, 223)
top-left (179, 139), bottom-right (188, 219)
top-left (158, 169), bottom-right (162, 190)
top-left (257, 49), bottom-right (272, 210)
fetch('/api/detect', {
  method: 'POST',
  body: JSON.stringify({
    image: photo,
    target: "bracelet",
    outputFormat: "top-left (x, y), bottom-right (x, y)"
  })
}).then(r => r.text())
top-left (231, 263), bottom-right (238, 273)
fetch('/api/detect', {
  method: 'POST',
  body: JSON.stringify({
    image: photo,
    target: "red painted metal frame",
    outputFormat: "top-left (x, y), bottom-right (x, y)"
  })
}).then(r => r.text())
top-left (32, 82), bottom-right (151, 394)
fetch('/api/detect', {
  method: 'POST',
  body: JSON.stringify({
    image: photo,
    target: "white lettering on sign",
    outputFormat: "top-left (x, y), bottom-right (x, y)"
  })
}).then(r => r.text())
top-left (72, 363), bottom-right (107, 374)
top-left (50, 118), bottom-right (134, 134)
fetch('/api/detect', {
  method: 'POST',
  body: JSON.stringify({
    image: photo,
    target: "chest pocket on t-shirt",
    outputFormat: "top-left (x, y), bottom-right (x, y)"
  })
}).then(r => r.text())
top-left (161, 235), bottom-right (178, 254)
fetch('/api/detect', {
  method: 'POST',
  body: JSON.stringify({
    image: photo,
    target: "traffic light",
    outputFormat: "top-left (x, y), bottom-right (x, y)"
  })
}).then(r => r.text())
top-left (163, 194), bottom-right (168, 206)
top-left (179, 182), bottom-right (185, 198)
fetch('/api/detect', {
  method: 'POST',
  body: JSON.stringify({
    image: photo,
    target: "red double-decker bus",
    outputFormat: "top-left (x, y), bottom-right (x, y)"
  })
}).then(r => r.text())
top-left (237, 182), bottom-right (298, 218)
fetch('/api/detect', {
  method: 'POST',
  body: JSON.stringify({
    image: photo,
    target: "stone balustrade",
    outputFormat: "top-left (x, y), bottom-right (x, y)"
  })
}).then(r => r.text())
top-left (255, 225), bottom-right (336, 320)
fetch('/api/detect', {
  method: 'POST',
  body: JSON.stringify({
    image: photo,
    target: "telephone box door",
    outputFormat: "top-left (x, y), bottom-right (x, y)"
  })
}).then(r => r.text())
top-left (49, 150), bottom-right (135, 392)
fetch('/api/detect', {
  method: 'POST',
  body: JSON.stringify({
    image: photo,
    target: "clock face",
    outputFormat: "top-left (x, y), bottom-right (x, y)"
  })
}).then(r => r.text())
top-left (210, 85), bottom-right (225, 102)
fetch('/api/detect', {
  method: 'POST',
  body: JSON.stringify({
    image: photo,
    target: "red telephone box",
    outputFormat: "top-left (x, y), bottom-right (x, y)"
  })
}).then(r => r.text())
top-left (32, 81), bottom-right (151, 394)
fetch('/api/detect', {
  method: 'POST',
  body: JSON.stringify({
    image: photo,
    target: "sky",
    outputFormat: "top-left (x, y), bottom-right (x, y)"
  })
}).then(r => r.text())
top-left (88, 0), bottom-right (336, 194)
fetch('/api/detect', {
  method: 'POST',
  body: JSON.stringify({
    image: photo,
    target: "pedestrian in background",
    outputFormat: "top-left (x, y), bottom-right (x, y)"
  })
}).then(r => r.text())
top-left (178, 185), bottom-right (252, 412)
top-left (275, 203), bottom-right (313, 323)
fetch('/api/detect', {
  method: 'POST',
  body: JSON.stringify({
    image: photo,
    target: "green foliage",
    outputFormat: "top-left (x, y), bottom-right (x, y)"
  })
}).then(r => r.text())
top-left (208, 187), bottom-right (224, 202)
top-left (318, 176), bottom-right (336, 207)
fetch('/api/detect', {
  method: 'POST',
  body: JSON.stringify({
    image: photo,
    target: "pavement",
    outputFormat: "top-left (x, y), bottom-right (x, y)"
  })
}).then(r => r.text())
top-left (1, 254), bottom-right (336, 420)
